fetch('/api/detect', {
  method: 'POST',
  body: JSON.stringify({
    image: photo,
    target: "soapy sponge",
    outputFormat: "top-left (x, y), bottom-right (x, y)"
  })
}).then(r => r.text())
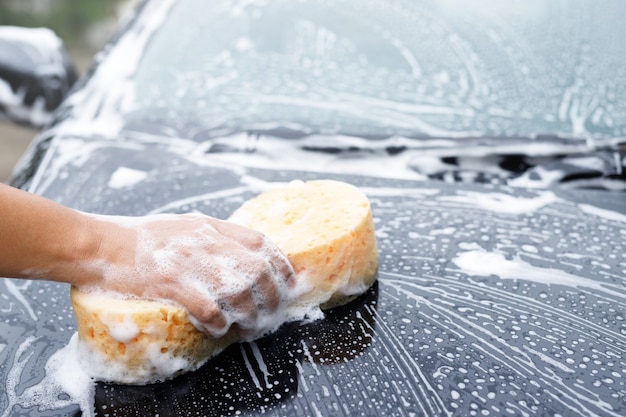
top-left (228, 180), bottom-right (378, 309)
top-left (70, 179), bottom-right (378, 384)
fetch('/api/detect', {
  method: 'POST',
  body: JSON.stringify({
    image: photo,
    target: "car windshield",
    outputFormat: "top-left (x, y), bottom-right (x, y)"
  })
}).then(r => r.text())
top-left (123, 0), bottom-right (626, 144)
top-left (40, 0), bottom-right (623, 190)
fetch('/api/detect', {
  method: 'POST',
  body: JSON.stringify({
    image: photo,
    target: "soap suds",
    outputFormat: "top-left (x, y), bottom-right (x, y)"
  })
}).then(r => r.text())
top-left (452, 249), bottom-right (625, 298)
top-left (1, 335), bottom-right (95, 417)
top-left (0, 26), bottom-right (66, 126)
top-left (4, 280), bottom-right (37, 321)
top-left (76, 327), bottom-right (195, 385)
top-left (85, 212), bottom-right (301, 340)
top-left (100, 313), bottom-right (140, 343)
top-left (107, 166), bottom-right (149, 189)
top-left (68, 180), bottom-right (374, 386)
top-left (70, 210), bottom-right (330, 384)
top-left (438, 191), bottom-right (559, 214)
top-left (578, 203), bottom-right (626, 223)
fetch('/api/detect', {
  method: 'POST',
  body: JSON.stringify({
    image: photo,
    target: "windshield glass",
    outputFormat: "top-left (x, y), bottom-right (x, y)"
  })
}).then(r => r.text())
top-left (126, 0), bottom-right (626, 142)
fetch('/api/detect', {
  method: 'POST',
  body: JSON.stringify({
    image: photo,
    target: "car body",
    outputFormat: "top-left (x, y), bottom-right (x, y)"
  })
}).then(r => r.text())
top-left (1, 0), bottom-right (625, 416)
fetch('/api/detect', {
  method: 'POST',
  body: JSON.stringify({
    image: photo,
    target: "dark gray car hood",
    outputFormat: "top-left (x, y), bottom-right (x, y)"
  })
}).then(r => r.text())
top-left (2, 0), bottom-right (626, 414)
top-left (1, 136), bottom-right (625, 416)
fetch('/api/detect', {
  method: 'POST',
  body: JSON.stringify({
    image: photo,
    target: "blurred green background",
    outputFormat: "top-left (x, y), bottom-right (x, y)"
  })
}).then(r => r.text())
top-left (0, 0), bottom-right (132, 51)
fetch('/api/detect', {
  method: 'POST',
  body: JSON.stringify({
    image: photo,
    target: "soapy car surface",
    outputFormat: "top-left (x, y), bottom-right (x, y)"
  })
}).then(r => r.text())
top-left (1, 0), bottom-right (625, 416)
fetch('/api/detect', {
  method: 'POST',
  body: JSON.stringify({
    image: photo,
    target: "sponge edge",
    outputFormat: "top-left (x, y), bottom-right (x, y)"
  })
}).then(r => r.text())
top-left (229, 179), bottom-right (379, 309)
top-left (70, 289), bottom-right (239, 384)
top-left (70, 179), bottom-right (378, 384)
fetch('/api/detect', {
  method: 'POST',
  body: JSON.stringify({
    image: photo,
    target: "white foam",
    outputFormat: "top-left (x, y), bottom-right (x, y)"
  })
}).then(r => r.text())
top-left (107, 166), bottom-right (149, 189)
top-left (0, 26), bottom-right (66, 126)
top-left (4, 280), bottom-right (37, 321)
top-left (2, 335), bottom-right (95, 417)
top-left (438, 190), bottom-right (559, 214)
top-left (452, 249), bottom-right (625, 298)
top-left (44, 0), bottom-right (176, 139)
top-left (0, 26), bottom-right (62, 60)
top-left (76, 330), bottom-right (195, 385)
top-left (578, 204), bottom-right (626, 223)
top-left (100, 313), bottom-right (140, 343)
top-left (69, 211), bottom-right (326, 384)
top-left (190, 133), bottom-right (428, 180)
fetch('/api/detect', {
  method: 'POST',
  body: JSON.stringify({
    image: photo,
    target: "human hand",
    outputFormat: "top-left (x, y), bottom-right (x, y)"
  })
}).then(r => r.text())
top-left (84, 213), bottom-right (296, 338)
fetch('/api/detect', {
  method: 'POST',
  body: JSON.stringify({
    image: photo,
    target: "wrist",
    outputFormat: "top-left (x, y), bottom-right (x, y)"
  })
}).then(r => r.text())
top-left (46, 211), bottom-right (107, 286)
top-left (79, 214), bottom-right (137, 289)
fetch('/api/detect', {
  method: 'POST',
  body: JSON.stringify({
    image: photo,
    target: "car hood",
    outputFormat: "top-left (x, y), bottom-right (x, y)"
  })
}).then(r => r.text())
top-left (2, 0), bottom-right (626, 414)
top-left (2, 135), bottom-right (625, 416)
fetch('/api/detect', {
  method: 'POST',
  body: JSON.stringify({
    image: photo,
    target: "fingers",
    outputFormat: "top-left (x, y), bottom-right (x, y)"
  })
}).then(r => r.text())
top-left (197, 300), bottom-right (229, 336)
top-left (180, 287), bottom-right (229, 337)
top-left (129, 213), bottom-right (296, 338)
top-left (208, 215), bottom-right (296, 304)
top-left (264, 244), bottom-right (296, 288)
top-left (222, 286), bottom-right (257, 328)
top-left (193, 248), bottom-right (290, 338)
top-left (217, 255), bottom-right (281, 320)
top-left (254, 270), bottom-right (280, 312)
top-left (207, 217), bottom-right (266, 250)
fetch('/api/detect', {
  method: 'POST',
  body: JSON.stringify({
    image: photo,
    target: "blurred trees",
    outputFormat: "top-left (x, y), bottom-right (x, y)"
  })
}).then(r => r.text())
top-left (0, 0), bottom-right (127, 49)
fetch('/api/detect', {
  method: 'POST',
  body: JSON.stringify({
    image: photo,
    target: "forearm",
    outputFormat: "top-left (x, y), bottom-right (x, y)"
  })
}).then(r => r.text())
top-left (0, 183), bottom-right (104, 285)
top-left (0, 183), bottom-right (294, 336)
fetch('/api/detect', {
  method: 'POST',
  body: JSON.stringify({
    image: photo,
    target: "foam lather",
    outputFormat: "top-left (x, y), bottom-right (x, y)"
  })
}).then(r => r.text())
top-left (71, 180), bottom-right (378, 384)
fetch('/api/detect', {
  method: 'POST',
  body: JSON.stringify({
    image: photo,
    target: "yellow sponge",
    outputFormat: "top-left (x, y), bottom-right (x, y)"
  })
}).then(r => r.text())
top-left (70, 179), bottom-right (378, 384)
top-left (228, 180), bottom-right (378, 308)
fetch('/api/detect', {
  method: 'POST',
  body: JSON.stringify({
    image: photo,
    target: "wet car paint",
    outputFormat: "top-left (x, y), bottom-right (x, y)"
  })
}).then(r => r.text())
top-left (1, 0), bottom-right (626, 415)
top-left (2, 138), bottom-right (625, 416)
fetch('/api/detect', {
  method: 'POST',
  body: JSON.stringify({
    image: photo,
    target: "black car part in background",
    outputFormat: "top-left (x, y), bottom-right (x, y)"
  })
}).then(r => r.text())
top-left (0, 25), bottom-right (77, 128)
